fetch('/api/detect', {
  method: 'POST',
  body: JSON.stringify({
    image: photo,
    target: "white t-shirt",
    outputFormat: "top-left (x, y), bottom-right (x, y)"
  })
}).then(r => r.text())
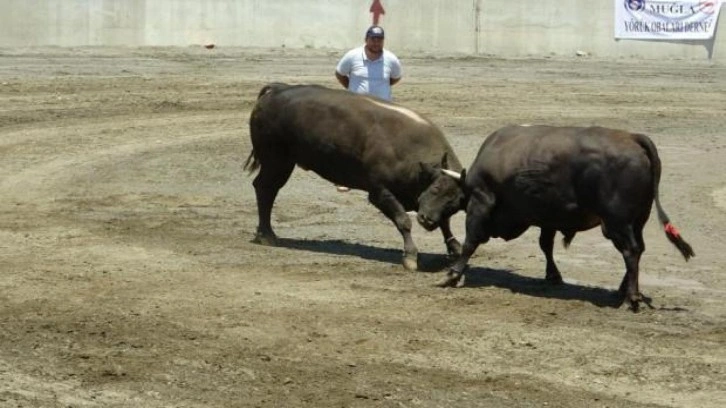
top-left (335, 46), bottom-right (402, 101)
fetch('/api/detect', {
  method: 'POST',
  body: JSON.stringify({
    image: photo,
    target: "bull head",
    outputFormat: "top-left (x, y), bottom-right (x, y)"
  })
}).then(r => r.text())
top-left (416, 154), bottom-right (467, 231)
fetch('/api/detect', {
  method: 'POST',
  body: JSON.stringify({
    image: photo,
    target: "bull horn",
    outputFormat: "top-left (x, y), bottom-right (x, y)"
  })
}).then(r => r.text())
top-left (441, 169), bottom-right (462, 180)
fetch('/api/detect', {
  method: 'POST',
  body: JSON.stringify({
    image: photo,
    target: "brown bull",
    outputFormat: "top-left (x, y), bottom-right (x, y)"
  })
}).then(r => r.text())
top-left (418, 125), bottom-right (694, 311)
top-left (244, 83), bottom-right (466, 270)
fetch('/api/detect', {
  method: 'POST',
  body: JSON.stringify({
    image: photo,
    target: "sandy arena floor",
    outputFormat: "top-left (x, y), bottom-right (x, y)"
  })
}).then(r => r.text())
top-left (0, 46), bottom-right (725, 407)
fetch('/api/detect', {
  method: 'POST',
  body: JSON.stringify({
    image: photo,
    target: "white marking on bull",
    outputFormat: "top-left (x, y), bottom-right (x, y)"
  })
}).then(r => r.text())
top-left (367, 99), bottom-right (429, 125)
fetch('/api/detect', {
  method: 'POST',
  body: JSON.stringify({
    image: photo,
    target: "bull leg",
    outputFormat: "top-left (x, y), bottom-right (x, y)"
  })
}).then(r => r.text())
top-left (607, 223), bottom-right (646, 311)
top-left (368, 188), bottom-right (418, 270)
top-left (437, 189), bottom-right (494, 287)
top-left (439, 217), bottom-right (462, 258)
top-left (436, 239), bottom-right (480, 288)
top-left (539, 228), bottom-right (563, 285)
top-left (252, 160), bottom-right (295, 246)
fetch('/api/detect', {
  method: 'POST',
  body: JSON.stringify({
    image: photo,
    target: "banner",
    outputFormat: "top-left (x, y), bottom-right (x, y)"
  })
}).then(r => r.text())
top-left (615, 0), bottom-right (723, 40)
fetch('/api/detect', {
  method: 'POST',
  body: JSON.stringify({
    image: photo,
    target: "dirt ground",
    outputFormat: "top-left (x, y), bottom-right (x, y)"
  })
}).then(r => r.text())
top-left (0, 46), bottom-right (725, 407)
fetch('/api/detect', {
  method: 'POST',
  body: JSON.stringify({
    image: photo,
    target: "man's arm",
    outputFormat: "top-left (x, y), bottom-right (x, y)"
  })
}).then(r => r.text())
top-left (389, 55), bottom-right (402, 87)
top-left (335, 71), bottom-right (349, 89)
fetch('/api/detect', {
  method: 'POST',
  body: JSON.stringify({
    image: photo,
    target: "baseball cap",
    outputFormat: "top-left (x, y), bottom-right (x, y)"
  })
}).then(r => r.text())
top-left (365, 25), bottom-right (385, 39)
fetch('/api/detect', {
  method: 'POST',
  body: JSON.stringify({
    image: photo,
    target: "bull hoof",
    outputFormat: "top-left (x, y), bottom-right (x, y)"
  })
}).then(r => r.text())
top-left (402, 255), bottom-right (418, 271)
top-left (252, 232), bottom-right (278, 246)
top-left (435, 272), bottom-right (464, 288)
top-left (624, 293), bottom-right (654, 312)
top-left (545, 274), bottom-right (564, 285)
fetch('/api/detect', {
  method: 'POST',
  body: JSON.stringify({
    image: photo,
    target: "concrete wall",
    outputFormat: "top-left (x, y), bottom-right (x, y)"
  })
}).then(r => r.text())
top-left (0, 0), bottom-right (723, 61)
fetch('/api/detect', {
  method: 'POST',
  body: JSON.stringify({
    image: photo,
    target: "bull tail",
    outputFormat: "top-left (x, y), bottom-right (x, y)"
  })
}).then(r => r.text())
top-left (257, 85), bottom-right (274, 99)
top-left (244, 83), bottom-right (289, 175)
top-left (257, 82), bottom-right (290, 100)
top-left (633, 133), bottom-right (695, 260)
top-left (243, 150), bottom-right (260, 174)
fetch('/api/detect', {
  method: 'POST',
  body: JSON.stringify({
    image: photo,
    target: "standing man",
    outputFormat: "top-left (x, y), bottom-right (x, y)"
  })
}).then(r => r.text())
top-left (333, 25), bottom-right (402, 192)
top-left (335, 25), bottom-right (402, 102)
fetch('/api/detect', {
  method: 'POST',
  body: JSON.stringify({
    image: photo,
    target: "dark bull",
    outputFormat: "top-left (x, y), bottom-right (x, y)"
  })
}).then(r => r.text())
top-left (244, 83), bottom-right (467, 270)
top-left (422, 125), bottom-right (694, 311)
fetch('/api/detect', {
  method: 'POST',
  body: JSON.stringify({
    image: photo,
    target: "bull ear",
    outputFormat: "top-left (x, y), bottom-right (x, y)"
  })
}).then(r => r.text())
top-left (440, 153), bottom-right (449, 169)
top-left (459, 169), bottom-right (467, 186)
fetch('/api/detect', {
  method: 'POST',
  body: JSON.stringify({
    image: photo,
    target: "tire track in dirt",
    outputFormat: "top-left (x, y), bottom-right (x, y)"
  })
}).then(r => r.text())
top-left (0, 112), bottom-right (245, 204)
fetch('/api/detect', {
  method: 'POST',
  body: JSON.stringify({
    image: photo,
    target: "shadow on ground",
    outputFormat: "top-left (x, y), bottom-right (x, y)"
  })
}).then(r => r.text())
top-left (277, 237), bottom-right (452, 272)
top-left (463, 266), bottom-right (625, 308)
top-left (276, 237), bottom-right (628, 308)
